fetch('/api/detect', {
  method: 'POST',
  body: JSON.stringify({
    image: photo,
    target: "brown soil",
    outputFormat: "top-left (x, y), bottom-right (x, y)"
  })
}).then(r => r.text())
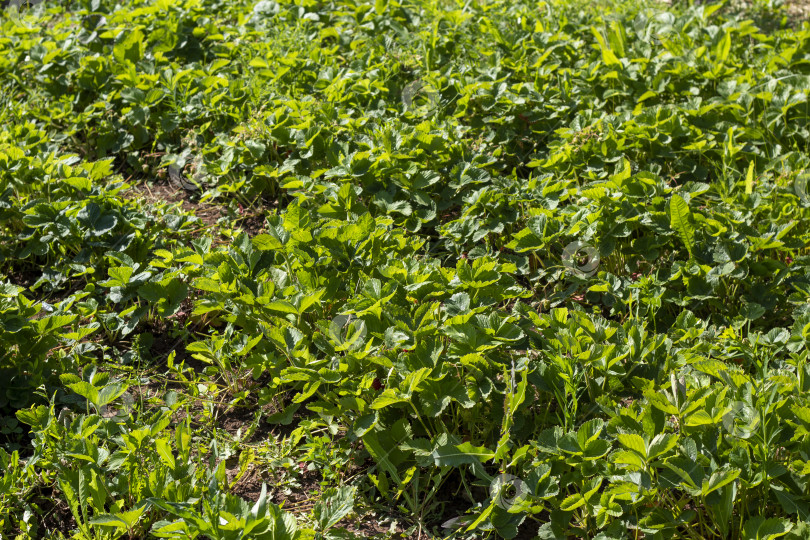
top-left (230, 465), bottom-right (268, 502)
top-left (226, 460), bottom-right (421, 538)
top-left (233, 210), bottom-right (267, 236)
top-left (125, 178), bottom-right (223, 230)
top-left (226, 460), bottom-right (324, 508)
top-left (344, 511), bottom-right (420, 539)
top-left (142, 297), bottom-right (210, 374)
top-left (217, 401), bottom-right (276, 445)
top-left (4, 265), bottom-right (39, 290)
top-left (786, 0), bottom-right (810, 18)
top-left (280, 466), bottom-right (324, 508)
top-left (126, 177), bottom-right (269, 238)
top-left (28, 487), bottom-right (77, 536)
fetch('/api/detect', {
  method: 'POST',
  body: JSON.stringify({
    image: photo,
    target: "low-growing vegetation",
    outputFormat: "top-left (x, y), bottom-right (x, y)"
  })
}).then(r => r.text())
top-left (1, 0), bottom-right (810, 538)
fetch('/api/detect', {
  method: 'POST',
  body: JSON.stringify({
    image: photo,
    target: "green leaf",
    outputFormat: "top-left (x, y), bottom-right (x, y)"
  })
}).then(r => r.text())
top-left (102, 266), bottom-right (134, 287)
top-left (89, 515), bottom-right (128, 530)
top-left (745, 161), bottom-right (755, 195)
top-left (315, 486), bottom-right (356, 531)
top-left (91, 504), bottom-right (147, 530)
top-left (617, 433), bottom-right (647, 459)
top-left (370, 389), bottom-right (408, 409)
top-left (114, 28), bottom-right (145, 63)
top-left (77, 202), bottom-right (117, 235)
top-left (97, 383), bottom-right (127, 408)
top-left (192, 277), bottom-right (221, 293)
top-left (771, 486), bottom-right (810, 520)
top-left (740, 301), bottom-right (766, 321)
top-left (253, 234), bottom-right (284, 251)
top-left (155, 439), bottom-right (176, 469)
top-left (66, 381), bottom-right (99, 407)
top-left (35, 314), bottom-right (77, 334)
top-left (362, 431), bottom-right (403, 484)
top-left (647, 434), bottom-right (677, 460)
top-left (577, 419), bottom-right (604, 449)
top-left (283, 202), bottom-right (313, 242)
top-left (265, 300), bottom-right (298, 315)
top-left (742, 516), bottom-right (793, 540)
top-left (431, 442), bottom-right (494, 467)
top-left (560, 493), bottom-right (586, 511)
top-left (702, 469), bottom-right (739, 497)
top-left (138, 282), bottom-right (164, 304)
top-left (62, 177), bottom-right (92, 191)
top-left (669, 194), bottom-right (695, 258)
top-left (15, 405), bottom-right (50, 429)
top-left (715, 30), bottom-right (732, 64)
top-left (251, 483), bottom-right (268, 520)
top-left (612, 450), bottom-right (645, 470)
top-left (267, 403), bottom-right (300, 425)
top-left (591, 26), bottom-right (620, 66)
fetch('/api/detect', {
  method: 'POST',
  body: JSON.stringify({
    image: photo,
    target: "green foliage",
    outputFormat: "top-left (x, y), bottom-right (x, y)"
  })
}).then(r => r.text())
top-left (2, 0), bottom-right (810, 537)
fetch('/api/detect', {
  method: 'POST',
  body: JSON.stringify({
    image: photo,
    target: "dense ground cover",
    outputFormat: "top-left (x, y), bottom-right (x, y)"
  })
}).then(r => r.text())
top-left (1, 0), bottom-right (810, 537)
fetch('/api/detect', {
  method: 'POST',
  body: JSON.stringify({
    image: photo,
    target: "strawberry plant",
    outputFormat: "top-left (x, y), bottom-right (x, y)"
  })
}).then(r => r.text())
top-left (3, 0), bottom-right (810, 537)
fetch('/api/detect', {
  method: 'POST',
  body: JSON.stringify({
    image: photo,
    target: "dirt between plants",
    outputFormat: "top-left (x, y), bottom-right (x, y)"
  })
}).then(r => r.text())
top-left (125, 178), bottom-right (223, 230)
top-left (20, 487), bottom-right (77, 537)
top-left (126, 177), bottom-right (269, 240)
top-left (753, 0), bottom-right (810, 17)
